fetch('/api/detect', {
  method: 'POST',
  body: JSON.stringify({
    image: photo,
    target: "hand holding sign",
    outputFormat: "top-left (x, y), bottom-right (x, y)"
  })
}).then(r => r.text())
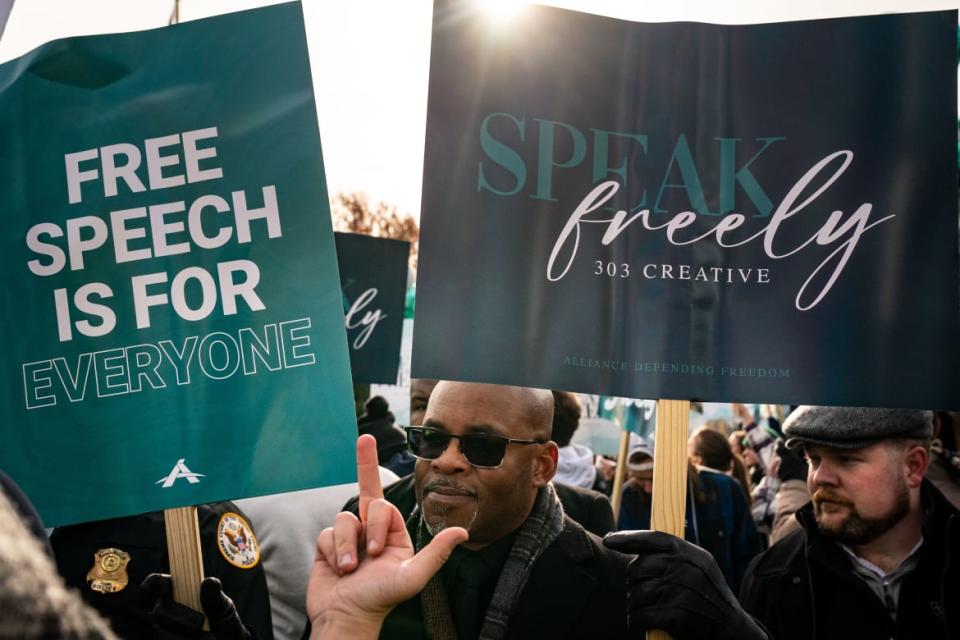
top-left (306, 435), bottom-right (468, 639)
top-left (142, 574), bottom-right (251, 639)
top-left (603, 531), bottom-right (769, 640)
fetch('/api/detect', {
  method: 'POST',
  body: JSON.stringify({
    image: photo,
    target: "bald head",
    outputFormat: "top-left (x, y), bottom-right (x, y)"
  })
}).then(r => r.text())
top-left (416, 381), bottom-right (559, 547)
top-left (426, 382), bottom-right (554, 441)
top-left (410, 378), bottom-right (439, 426)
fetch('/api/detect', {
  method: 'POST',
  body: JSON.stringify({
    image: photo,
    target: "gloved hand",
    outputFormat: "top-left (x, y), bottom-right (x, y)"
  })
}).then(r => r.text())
top-left (603, 531), bottom-right (769, 640)
top-left (775, 439), bottom-right (807, 482)
top-left (141, 574), bottom-right (252, 640)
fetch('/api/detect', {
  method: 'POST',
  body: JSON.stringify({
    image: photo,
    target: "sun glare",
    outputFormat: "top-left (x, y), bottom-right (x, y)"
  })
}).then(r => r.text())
top-left (477, 0), bottom-right (530, 22)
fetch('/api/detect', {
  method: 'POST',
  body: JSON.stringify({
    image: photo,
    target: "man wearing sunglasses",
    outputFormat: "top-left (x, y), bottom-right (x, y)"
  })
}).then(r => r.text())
top-left (309, 387), bottom-right (772, 640)
top-left (365, 381), bottom-right (631, 639)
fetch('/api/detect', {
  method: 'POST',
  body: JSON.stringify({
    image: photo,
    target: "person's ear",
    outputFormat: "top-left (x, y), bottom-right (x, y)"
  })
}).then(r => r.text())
top-left (902, 444), bottom-right (929, 489)
top-left (532, 441), bottom-right (559, 487)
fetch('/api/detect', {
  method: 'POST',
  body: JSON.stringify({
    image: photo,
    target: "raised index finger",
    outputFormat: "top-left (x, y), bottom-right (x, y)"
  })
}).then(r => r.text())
top-left (357, 434), bottom-right (384, 523)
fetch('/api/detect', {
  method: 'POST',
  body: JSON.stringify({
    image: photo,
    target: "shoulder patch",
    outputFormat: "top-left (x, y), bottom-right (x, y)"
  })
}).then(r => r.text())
top-left (216, 512), bottom-right (260, 569)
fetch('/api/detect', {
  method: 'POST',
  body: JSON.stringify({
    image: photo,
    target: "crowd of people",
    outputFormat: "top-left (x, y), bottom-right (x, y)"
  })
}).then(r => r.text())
top-left (1, 381), bottom-right (958, 639)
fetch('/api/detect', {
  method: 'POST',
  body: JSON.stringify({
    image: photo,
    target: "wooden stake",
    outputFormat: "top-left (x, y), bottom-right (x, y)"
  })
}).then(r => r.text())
top-left (163, 506), bottom-right (206, 622)
top-left (647, 398), bottom-right (691, 640)
top-left (610, 428), bottom-right (631, 523)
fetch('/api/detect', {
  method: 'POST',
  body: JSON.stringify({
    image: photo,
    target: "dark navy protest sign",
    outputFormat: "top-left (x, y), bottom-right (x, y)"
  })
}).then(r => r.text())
top-left (414, 5), bottom-right (959, 409)
top-left (335, 233), bottom-right (409, 384)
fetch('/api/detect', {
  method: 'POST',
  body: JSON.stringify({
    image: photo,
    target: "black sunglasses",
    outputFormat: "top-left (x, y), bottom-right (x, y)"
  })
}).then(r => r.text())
top-left (404, 426), bottom-right (545, 469)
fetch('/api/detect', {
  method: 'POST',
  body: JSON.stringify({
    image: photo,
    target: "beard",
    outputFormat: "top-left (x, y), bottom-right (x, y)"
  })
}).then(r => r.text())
top-left (418, 477), bottom-right (480, 537)
top-left (423, 501), bottom-right (480, 537)
top-left (812, 481), bottom-right (911, 546)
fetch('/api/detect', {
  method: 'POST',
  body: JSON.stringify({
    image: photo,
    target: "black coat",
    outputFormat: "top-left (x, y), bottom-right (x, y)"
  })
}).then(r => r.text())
top-left (503, 517), bottom-right (629, 638)
top-left (389, 515), bottom-right (630, 639)
top-left (740, 481), bottom-right (959, 640)
top-left (51, 502), bottom-right (274, 639)
top-left (344, 474), bottom-right (616, 537)
top-left (357, 411), bottom-right (408, 466)
top-left (302, 515), bottom-right (630, 640)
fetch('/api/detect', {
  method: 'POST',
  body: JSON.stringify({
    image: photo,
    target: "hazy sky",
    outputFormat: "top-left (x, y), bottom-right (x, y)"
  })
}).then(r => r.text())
top-left (0, 0), bottom-right (954, 220)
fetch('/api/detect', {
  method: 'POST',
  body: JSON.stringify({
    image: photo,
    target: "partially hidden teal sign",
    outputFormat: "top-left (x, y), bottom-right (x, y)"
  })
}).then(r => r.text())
top-left (0, 2), bottom-right (358, 526)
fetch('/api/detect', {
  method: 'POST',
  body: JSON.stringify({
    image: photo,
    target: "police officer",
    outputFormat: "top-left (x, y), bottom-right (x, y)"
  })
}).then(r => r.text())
top-left (51, 501), bottom-right (273, 638)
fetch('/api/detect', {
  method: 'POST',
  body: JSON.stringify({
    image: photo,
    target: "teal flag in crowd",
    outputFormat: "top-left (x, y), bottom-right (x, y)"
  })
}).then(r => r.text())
top-left (596, 397), bottom-right (657, 437)
top-left (0, 2), bottom-right (358, 526)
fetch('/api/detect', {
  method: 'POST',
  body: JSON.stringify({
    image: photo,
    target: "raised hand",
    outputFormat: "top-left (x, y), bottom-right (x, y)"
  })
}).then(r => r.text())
top-left (306, 435), bottom-right (467, 639)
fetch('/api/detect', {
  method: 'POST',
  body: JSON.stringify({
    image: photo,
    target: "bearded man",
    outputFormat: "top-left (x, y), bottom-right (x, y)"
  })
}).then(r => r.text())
top-left (740, 406), bottom-right (959, 639)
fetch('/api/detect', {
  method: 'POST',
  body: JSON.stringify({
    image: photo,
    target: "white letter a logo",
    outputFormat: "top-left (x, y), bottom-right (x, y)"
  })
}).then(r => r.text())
top-left (156, 458), bottom-right (205, 488)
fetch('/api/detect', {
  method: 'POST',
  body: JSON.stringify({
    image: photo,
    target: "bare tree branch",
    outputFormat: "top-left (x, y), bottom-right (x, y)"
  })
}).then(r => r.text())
top-left (331, 192), bottom-right (420, 275)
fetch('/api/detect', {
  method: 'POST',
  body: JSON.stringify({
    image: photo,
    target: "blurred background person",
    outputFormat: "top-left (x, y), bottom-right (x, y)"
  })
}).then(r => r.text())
top-left (929, 411), bottom-right (960, 508)
top-left (552, 391), bottom-right (601, 491)
top-left (766, 439), bottom-right (809, 544)
top-left (729, 429), bottom-right (747, 457)
top-left (0, 483), bottom-right (117, 639)
top-left (703, 418), bottom-right (733, 436)
top-left (620, 434), bottom-right (762, 592)
top-left (618, 435), bottom-right (656, 531)
top-left (689, 426), bottom-right (754, 506)
top-left (593, 455), bottom-right (617, 496)
top-left (358, 395), bottom-right (414, 476)
top-left (1, 469), bottom-right (50, 554)
top-left (733, 403), bottom-right (782, 478)
top-left (408, 379), bottom-right (438, 427)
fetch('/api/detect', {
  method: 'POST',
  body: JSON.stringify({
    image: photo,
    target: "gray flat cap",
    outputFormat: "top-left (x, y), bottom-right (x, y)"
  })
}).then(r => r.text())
top-left (784, 406), bottom-right (933, 450)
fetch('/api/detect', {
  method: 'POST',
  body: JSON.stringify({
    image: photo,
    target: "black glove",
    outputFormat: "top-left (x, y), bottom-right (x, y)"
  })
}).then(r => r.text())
top-left (775, 439), bottom-right (807, 482)
top-left (603, 531), bottom-right (769, 640)
top-left (141, 574), bottom-right (251, 640)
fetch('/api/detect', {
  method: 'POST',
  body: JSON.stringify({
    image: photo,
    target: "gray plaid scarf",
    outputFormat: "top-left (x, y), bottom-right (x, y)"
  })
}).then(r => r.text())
top-left (412, 483), bottom-right (566, 640)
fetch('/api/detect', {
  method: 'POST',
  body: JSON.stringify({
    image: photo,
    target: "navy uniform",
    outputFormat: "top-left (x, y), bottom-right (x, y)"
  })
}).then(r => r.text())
top-left (51, 501), bottom-right (273, 639)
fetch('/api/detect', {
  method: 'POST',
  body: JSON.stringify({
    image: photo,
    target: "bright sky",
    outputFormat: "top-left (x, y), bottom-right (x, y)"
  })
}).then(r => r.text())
top-left (0, 0), bottom-right (955, 220)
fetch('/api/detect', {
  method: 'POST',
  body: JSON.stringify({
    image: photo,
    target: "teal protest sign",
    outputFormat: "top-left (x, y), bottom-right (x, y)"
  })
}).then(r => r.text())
top-left (0, 2), bottom-right (358, 526)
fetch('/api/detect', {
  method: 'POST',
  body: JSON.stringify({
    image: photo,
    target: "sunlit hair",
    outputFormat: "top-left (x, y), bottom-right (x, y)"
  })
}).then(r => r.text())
top-left (0, 491), bottom-right (117, 638)
top-left (703, 418), bottom-right (732, 436)
top-left (691, 426), bottom-right (753, 505)
top-left (691, 426), bottom-right (735, 471)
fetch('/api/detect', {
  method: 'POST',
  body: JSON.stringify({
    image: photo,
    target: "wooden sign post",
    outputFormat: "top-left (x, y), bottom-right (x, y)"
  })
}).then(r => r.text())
top-left (164, 506), bottom-right (207, 625)
top-left (610, 429), bottom-right (631, 522)
top-left (158, 0), bottom-right (206, 624)
top-left (610, 401), bottom-right (630, 521)
top-left (648, 398), bottom-right (691, 640)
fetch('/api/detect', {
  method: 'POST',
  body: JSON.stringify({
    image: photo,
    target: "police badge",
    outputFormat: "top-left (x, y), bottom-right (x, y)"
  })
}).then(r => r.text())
top-left (86, 548), bottom-right (131, 594)
top-left (216, 512), bottom-right (260, 569)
